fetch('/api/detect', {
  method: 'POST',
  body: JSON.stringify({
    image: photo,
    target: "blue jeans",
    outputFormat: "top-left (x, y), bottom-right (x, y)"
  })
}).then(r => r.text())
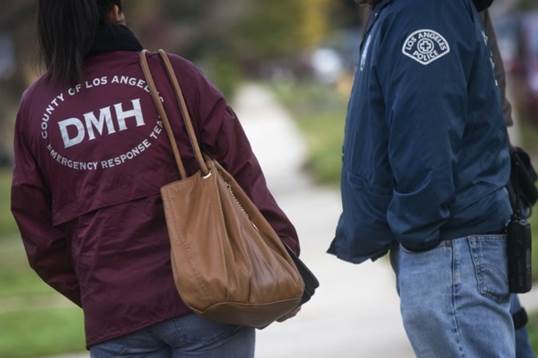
top-left (390, 235), bottom-right (516, 358)
top-left (89, 314), bottom-right (255, 358)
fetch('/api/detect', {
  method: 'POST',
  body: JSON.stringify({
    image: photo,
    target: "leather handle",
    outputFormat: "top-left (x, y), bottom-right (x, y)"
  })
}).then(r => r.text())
top-left (139, 50), bottom-right (187, 179)
top-left (157, 49), bottom-right (209, 176)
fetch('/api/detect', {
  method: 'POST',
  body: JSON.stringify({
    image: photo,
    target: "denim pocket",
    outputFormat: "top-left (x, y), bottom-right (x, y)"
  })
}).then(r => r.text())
top-left (468, 235), bottom-right (510, 303)
top-left (90, 339), bottom-right (129, 356)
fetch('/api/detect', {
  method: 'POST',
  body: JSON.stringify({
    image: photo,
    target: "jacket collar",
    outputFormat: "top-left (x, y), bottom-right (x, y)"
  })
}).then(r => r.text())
top-left (87, 24), bottom-right (143, 57)
top-left (373, 0), bottom-right (393, 10)
top-left (363, 0), bottom-right (393, 34)
top-left (358, 0), bottom-right (392, 7)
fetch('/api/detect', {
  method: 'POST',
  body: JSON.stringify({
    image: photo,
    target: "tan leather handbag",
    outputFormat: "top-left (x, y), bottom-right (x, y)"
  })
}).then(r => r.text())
top-left (139, 50), bottom-right (304, 328)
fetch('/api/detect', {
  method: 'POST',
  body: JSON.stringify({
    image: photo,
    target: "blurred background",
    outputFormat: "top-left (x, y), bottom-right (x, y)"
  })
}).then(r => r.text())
top-left (0, 0), bottom-right (537, 357)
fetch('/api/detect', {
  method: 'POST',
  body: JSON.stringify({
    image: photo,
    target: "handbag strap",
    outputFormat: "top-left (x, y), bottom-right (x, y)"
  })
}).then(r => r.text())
top-left (157, 49), bottom-right (209, 176)
top-left (140, 50), bottom-right (187, 179)
top-left (139, 50), bottom-right (210, 179)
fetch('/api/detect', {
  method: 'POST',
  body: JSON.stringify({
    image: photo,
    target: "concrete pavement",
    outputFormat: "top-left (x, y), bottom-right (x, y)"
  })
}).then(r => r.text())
top-left (235, 84), bottom-right (414, 358)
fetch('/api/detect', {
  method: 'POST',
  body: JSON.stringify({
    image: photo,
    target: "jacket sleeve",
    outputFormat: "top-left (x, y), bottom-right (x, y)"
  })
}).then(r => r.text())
top-left (188, 70), bottom-right (300, 255)
top-left (376, 4), bottom-right (473, 250)
top-left (11, 104), bottom-right (81, 306)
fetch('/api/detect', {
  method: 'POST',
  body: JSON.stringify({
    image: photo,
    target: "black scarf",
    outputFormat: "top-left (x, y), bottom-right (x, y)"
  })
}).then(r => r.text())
top-left (473, 0), bottom-right (494, 12)
top-left (88, 24), bottom-right (143, 56)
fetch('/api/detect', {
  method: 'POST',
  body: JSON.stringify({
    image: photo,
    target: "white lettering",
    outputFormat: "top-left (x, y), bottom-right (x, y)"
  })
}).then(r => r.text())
top-left (84, 106), bottom-right (116, 141)
top-left (58, 118), bottom-right (85, 149)
top-left (114, 99), bottom-right (145, 131)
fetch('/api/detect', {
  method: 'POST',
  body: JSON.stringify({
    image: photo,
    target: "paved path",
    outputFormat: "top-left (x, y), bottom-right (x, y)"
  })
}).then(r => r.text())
top-left (235, 84), bottom-right (414, 358)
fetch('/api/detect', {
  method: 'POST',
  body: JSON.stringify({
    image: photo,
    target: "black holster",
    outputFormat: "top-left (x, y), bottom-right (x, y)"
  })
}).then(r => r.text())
top-left (507, 146), bottom-right (537, 294)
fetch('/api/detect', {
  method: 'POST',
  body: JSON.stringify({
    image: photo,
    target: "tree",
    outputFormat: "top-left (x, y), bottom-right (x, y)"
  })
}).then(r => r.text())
top-left (0, 0), bottom-right (336, 149)
top-left (231, 0), bottom-right (331, 63)
top-left (519, 0), bottom-right (538, 10)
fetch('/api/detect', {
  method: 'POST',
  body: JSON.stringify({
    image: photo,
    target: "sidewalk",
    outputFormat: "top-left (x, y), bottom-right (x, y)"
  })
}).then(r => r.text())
top-left (235, 84), bottom-right (414, 358)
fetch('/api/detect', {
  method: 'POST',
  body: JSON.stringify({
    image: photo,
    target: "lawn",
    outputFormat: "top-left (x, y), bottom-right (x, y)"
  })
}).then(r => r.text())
top-left (0, 169), bottom-right (18, 239)
top-left (0, 258), bottom-right (85, 358)
top-left (529, 312), bottom-right (538, 353)
top-left (0, 308), bottom-right (84, 358)
top-left (270, 80), bottom-right (347, 185)
top-left (0, 171), bottom-right (54, 300)
top-left (519, 120), bottom-right (538, 282)
top-left (511, 122), bottom-right (538, 358)
top-left (0, 169), bottom-right (85, 357)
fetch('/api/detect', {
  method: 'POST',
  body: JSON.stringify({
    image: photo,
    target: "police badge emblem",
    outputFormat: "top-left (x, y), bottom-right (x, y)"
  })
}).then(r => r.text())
top-left (402, 29), bottom-right (451, 65)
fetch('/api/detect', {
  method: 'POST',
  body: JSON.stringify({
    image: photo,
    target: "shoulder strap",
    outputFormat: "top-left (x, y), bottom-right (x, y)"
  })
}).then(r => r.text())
top-left (139, 50), bottom-right (211, 178)
top-left (157, 49), bottom-right (209, 176)
top-left (139, 50), bottom-right (187, 179)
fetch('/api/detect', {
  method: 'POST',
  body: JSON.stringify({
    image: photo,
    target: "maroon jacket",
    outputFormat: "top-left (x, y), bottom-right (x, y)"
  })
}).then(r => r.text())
top-left (11, 50), bottom-right (299, 347)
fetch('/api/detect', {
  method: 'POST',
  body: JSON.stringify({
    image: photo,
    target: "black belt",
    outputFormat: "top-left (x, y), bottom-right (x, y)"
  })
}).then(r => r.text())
top-left (483, 228), bottom-right (507, 235)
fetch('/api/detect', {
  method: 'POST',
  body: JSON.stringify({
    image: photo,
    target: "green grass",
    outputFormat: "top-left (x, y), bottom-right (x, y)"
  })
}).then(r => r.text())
top-left (0, 169), bottom-right (18, 239)
top-left (0, 244), bottom-right (85, 358)
top-left (0, 245), bottom-right (55, 299)
top-left (271, 80), bottom-right (346, 185)
top-left (529, 312), bottom-right (538, 354)
top-left (0, 168), bottom-right (85, 357)
top-left (0, 308), bottom-right (85, 358)
top-left (525, 182), bottom-right (538, 283)
top-left (532, 211), bottom-right (538, 283)
top-left (519, 120), bottom-right (538, 282)
top-left (520, 119), bottom-right (538, 158)
top-left (295, 112), bottom-right (345, 184)
top-left (0, 239), bottom-right (85, 357)
top-left (0, 168), bottom-right (53, 300)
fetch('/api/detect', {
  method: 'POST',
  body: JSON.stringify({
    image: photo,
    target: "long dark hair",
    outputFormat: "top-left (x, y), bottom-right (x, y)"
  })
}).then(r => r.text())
top-left (37, 0), bottom-right (122, 84)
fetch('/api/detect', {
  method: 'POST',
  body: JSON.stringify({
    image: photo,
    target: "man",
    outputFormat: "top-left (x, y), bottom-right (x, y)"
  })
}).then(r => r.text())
top-left (328, 0), bottom-right (516, 356)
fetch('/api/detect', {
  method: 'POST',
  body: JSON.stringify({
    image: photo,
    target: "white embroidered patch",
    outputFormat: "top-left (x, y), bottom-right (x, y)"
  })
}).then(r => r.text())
top-left (402, 29), bottom-right (451, 65)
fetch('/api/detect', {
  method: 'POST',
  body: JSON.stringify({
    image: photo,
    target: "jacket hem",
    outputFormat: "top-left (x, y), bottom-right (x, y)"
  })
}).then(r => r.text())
top-left (327, 240), bottom-right (392, 265)
top-left (399, 221), bottom-right (511, 252)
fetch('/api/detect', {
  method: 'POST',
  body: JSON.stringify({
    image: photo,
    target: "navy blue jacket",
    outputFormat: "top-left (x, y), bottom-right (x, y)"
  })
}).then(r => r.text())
top-left (329, 0), bottom-right (513, 264)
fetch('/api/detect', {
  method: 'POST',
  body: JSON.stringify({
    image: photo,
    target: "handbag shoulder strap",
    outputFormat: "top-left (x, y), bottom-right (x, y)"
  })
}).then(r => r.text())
top-left (139, 50), bottom-right (210, 178)
top-left (157, 49), bottom-right (209, 176)
top-left (139, 50), bottom-right (187, 179)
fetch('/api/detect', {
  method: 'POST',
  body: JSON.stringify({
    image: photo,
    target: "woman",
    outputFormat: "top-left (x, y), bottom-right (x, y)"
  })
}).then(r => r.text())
top-left (11, 0), bottom-right (300, 356)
